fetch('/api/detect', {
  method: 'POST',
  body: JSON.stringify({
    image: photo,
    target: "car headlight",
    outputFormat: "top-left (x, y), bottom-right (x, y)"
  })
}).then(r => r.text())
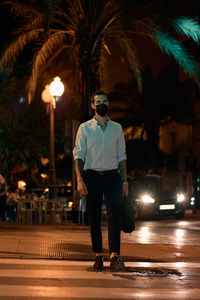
top-left (190, 196), bottom-right (195, 206)
top-left (177, 193), bottom-right (185, 202)
top-left (140, 194), bottom-right (155, 204)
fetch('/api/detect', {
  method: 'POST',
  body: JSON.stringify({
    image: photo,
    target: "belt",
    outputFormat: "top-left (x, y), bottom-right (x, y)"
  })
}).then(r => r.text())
top-left (86, 169), bottom-right (119, 175)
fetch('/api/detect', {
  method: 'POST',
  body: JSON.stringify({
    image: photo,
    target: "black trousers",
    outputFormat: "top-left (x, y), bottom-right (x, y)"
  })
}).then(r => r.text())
top-left (85, 170), bottom-right (122, 255)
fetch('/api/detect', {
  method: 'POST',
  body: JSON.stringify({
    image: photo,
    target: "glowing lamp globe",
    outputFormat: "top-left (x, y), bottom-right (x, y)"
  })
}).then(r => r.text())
top-left (41, 85), bottom-right (52, 103)
top-left (49, 77), bottom-right (64, 97)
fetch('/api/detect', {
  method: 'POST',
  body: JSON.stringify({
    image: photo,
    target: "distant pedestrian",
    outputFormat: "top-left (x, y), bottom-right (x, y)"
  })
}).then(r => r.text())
top-left (0, 187), bottom-right (7, 222)
top-left (0, 175), bottom-right (6, 221)
top-left (0, 174), bottom-right (5, 185)
top-left (73, 91), bottom-right (128, 271)
top-left (7, 187), bottom-right (18, 222)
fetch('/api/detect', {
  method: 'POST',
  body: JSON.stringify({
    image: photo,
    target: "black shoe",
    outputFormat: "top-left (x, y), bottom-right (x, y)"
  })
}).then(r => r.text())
top-left (93, 256), bottom-right (104, 271)
top-left (110, 256), bottom-right (124, 271)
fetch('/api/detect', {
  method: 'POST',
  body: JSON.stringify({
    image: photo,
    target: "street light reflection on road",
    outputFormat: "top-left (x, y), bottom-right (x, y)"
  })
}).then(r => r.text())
top-left (173, 262), bottom-right (187, 268)
top-left (175, 228), bottom-right (186, 247)
top-left (178, 221), bottom-right (189, 226)
top-left (131, 289), bottom-right (192, 298)
top-left (136, 262), bottom-right (152, 268)
top-left (139, 226), bottom-right (151, 243)
top-left (175, 228), bottom-right (185, 238)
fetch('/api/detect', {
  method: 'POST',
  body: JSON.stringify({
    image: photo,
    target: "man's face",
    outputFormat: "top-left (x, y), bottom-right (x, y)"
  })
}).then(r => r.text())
top-left (92, 94), bottom-right (109, 109)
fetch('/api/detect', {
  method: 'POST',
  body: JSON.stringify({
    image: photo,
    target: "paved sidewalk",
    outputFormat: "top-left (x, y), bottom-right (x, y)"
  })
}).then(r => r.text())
top-left (0, 219), bottom-right (200, 262)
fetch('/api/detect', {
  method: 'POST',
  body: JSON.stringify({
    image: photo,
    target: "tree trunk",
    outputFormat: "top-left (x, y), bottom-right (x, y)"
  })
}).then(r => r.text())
top-left (78, 39), bottom-right (102, 122)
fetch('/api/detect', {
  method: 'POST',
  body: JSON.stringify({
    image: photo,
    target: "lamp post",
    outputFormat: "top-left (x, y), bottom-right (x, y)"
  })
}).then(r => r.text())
top-left (41, 77), bottom-right (64, 199)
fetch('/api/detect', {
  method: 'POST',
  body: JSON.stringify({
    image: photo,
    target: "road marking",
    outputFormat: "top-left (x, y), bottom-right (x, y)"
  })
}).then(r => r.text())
top-left (0, 269), bottom-right (122, 279)
top-left (1, 259), bottom-right (200, 268)
top-left (0, 259), bottom-right (200, 299)
top-left (0, 286), bottom-right (200, 299)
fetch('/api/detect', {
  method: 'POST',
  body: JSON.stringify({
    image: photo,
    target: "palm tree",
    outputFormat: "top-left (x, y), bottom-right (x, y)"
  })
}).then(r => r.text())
top-left (0, 0), bottom-right (200, 121)
top-left (109, 61), bottom-right (197, 173)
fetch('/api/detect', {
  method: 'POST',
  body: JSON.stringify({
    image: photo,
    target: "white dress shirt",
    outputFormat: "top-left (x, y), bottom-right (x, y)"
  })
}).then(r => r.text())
top-left (73, 118), bottom-right (126, 171)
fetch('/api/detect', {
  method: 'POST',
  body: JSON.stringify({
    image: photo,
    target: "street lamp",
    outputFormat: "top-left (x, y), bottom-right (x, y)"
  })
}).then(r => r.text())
top-left (41, 77), bottom-right (64, 199)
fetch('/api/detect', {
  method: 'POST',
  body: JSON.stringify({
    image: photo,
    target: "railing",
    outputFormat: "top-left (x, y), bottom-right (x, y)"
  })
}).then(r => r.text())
top-left (17, 198), bottom-right (71, 225)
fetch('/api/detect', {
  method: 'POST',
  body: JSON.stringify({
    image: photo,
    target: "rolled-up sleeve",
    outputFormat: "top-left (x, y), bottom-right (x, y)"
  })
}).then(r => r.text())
top-left (73, 124), bottom-right (87, 161)
top-left (117, 126), bottom-right (126, 162)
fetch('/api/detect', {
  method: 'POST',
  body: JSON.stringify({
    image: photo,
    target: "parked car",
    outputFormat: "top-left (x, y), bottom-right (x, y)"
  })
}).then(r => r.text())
top-left (128, 174), bottom-right (186, 219)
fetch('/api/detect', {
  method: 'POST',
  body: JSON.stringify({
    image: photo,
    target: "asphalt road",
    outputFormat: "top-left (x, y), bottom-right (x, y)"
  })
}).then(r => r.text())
top-left (0, 216), bottom-right (200, 299)
top-left (0, 259), bottom-right (200, 299)
top-left (0, 214), bottom-right (200, 262)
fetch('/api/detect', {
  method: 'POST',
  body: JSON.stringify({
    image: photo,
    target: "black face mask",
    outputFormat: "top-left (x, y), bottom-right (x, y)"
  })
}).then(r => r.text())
top-left (96, 104), bottom-right (108, 117)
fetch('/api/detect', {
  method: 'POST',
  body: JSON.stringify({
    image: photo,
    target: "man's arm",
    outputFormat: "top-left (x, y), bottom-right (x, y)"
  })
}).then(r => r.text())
top-left (74, 159), bottom-right (88, 195)
top-left (73, 124), bottom-right (88, 195)
top-left (119, 160), bottom-right (127, 182)
top-left (119, 159), bottom-right (128, 197)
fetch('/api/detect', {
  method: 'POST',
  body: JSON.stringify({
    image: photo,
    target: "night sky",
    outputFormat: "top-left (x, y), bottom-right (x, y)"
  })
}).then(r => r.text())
top-left (0, 1), bottom-right (199, 98)
top-left (0, 2), bottom-right (173, 94)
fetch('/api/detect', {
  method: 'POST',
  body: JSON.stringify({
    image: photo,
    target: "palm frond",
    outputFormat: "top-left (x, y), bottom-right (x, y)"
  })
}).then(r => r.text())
top-left (92, 0), bottom-right (119, 33)
top-left (3, 0), bottom-right (41, 19)
top-left (15, 15), bottom-right (44, 34)
top-left (106, 16), bottom-right (156, 41)
top-left (89, 0), bottom-right (103, 32)
top-left (155, 29), bottom-right (200, 84)
top-left (75, 0), bottom-right (85, 18)
top-left (173, 16), bottom-right (200, 44)
top-left (67, 0), bottom-right (85, 30)
top-left (90, 9), bottom-right (120, 57)
top-left (57, 4), bottom-right (82, 32)
top-left (114, 34), bottom-right (142, 92)
top-left (27, 32), bottom-right (66, 102)
top-left (98, 39), bottom-right (110, 85)
top-left (0, 29), bottom-right (42, 71)
top-left (54, 17), bottom-right (76, 36)
top-left (131, 17), bottom-right (157, 38)
top-left (102, 40), bottom-right (111, 55)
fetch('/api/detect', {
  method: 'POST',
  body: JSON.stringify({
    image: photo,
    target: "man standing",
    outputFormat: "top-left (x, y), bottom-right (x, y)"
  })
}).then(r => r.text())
top-left (73, 91), bottom-right (128, 271)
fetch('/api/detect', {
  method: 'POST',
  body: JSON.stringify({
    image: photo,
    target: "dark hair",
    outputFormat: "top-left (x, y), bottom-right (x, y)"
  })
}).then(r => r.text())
top-left (90, 91), bottom-right (108, 103)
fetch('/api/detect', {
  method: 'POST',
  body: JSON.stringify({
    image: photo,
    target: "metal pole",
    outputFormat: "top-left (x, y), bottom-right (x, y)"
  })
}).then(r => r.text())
top-left (49, 100), bottom-right (56, 200)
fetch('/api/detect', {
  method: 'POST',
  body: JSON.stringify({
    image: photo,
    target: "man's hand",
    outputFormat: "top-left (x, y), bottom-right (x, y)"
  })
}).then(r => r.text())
top-left (74, 159), bottom-right (88, 195)
top-left (77, 178), bottom-right (88, 196)
top-left (122, 182), bottom-right (128, 197)
top-left (119, 160), bottom-right (128, 197)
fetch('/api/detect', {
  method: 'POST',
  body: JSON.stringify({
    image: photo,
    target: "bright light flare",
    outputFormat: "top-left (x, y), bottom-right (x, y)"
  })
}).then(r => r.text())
top-left (178, 221), bottom-right (188, 226)
top-left (175, 228), bottom-right (185, 238)
top-left (141, 194), bottom-right (155, 203)
top-left (49, 76), bottom-right (64, 97)
top-left (139, 227), bottom-right (151, 243)
top-left (190, 196), bottom-right (195, 205)
top-left (41, 173), bottom-right (48, 179)
top-left (18, 181), bottom-right (26, 190)
top-left (177, 193), bottom-right (185, 202)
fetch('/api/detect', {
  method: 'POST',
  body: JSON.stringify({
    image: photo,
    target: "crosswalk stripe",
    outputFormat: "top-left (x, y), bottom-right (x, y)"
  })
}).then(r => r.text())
top-left (1, 259), bottom-right (200, 299)
top-left (0, 269), bottom-right (122, 279)
top-left (1, 259), bottom-right (200, 268)
top-left (0, 259), bottom-right (93, 265)
top-left (0, 286), bottom-right (200, 299)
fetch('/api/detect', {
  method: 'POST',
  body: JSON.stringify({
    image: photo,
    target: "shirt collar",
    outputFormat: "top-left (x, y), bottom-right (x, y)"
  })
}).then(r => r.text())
top-left (92, 117), bottom-right (110, 125)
